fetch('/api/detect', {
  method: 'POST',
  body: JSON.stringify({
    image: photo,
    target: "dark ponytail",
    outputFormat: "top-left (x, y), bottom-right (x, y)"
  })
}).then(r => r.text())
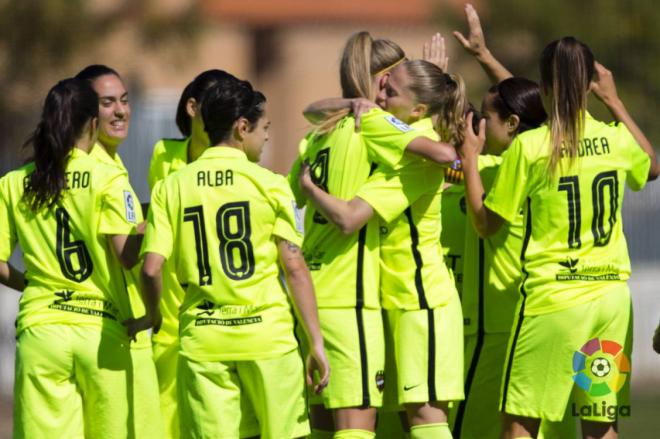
top-left (175, 69), bottom-right (240, 137)
top-left (487, 77), bottom-right (547, 134)
top-left (201, 79), bottom-right (266, 146)
top-left (24, 78), bottom-right (98, 211)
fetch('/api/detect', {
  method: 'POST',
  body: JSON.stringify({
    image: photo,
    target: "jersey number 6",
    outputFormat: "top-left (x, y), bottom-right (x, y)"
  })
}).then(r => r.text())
top-left (184, 202), bottom-right (256, 284)
top-left (55, 207), bottom-right (94, 282)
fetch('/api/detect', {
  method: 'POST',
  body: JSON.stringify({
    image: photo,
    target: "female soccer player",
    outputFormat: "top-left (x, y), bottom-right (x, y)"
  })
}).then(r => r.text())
top-left (449, 6), bottom-right (574, 439)
top-left (145, 69), bottom-right (262, 439)
top-left (140, 78), bottom-right (329, 439)
top-left (299, 59), bottom-right (466, 439)
top-left (460, 37), bottom-right (658, 439)
top-left (0, 78), bottom-right (147, 437)
top-left (75, 64), bottom-right (162, 438)
top-left (290, 32), bottom-right (457, 438)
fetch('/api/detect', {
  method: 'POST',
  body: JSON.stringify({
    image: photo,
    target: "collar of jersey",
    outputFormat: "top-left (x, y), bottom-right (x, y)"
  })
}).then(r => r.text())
top-left (198, 146), bottom-right (248, 161)
top-left (89, 142), bottom-right (126, 170)
top-left (410, 117), bottom-right (434, 131)
top-left (69, 147), bottom-right (88, 159)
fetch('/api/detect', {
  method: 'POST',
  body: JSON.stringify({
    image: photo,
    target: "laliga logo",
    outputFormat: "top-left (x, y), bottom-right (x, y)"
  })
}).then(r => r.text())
top-left (571, 338), bottom-right (631, 420)
top-left (572, 338), bottom-right (629, 396)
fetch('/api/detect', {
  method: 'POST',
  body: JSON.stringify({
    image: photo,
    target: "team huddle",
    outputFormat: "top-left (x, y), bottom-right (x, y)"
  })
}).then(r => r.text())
top-left (1, 4), bottom-right (658, 439)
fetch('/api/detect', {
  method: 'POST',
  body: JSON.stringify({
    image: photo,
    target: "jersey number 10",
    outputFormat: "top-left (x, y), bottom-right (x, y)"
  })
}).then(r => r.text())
top-left (558, 170), bottom-right (618, 249)
top-left (184, 202), bottom-right (256, 284)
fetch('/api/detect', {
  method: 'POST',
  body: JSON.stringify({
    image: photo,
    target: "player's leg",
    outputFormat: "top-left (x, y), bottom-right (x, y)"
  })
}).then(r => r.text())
top-left (391, 292), bottom-right (464, 439)
top-left (304, 308), bottom-right (385, 438)
top-left (571, 285), bottom-right (632, 439)
top-left (74, 323), bottom-right (133, 439)
top-left (130, 343), bottom-right (162, 438)
top-left (500, 285), bottom-right (631, 439)
top-left (177, 355), bottom-right (244, 438)
top-left (238, 349), bottom-right (309, 439)
top-left (153, 339), bottom-right (179, 438)
top-left (454, 332), bottom-right (509, 439)
top-left (14, 324), bottom-right (84, 438)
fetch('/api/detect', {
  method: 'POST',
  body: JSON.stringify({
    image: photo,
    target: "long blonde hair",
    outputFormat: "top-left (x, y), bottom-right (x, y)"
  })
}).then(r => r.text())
top-left (540, 37), bottom-right (594, 178)
top-left (403, 60), bottom-right (468, 147)
top-left (315, 31), bottom-right (405, 134)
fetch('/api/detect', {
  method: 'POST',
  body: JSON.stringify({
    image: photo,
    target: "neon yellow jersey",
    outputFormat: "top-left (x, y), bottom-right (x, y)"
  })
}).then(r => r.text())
top-left (485, 113), bottom-right (651, 316)
top-left (89, 144), bottom-right (149, 347)
top-left (462, 155), bottom-right (522, 335)
top-left (0, 148), bottom-right (138, 336)
top-left (142, 147), bottom-right (302, 361)
top-left (288, 109), bottom-right (425, 309)
top-left (440, 183), bottom-right (466, 297)
top-left (356, 118), bottom-right (456, 310)
top-left (147, 137), bottom-right (190, 344)
top-left (147, 137), bottom-right (190, 190)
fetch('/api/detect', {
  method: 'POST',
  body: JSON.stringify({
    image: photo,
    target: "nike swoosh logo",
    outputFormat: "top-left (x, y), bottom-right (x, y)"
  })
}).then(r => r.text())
top-left (403, 384), bottom-right (421, 391)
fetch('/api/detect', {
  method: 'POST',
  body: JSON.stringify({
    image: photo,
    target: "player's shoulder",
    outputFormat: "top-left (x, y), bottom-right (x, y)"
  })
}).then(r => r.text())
top-left (152, 137), bottom-right (188, 160)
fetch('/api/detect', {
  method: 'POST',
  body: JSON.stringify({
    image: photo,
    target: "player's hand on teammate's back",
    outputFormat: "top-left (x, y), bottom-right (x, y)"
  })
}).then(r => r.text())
top-left (306, 343), bottom-right (330, 395)
top-left (350, 98), bottom-right (378, 131)
top-left (124, 310), bottom-right (162, 341)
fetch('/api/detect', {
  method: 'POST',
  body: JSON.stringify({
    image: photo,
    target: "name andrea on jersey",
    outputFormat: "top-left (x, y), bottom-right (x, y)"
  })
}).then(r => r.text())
top-left (560, 136), bottom-right (611, 158)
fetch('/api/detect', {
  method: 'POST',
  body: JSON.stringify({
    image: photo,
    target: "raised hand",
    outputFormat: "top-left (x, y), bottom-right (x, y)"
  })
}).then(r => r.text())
top-left (590, 61), bottom-right (619, 105)
top-left (423, 32), bottom-right (449, 72)
top-left (452, 3), bottom-right (487, 57)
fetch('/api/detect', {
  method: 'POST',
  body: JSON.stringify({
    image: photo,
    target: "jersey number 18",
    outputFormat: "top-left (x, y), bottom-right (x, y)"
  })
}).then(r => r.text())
top-left (184, 202), bottom-right (256, 284)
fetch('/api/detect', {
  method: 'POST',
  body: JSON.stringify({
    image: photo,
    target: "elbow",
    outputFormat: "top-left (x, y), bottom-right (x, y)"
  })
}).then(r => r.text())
top-left (648, 163), bottom-right (660, 181)
top-left (475, 224), bottom-right (496, 239)
top-left (337, 217), bottom-right (362, 235)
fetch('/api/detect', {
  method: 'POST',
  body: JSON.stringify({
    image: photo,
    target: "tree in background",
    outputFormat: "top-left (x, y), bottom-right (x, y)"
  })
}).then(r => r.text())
top-left (439, 0), bottom-right (660, 146)
top-left (0, 0), bottom-right (201, 173)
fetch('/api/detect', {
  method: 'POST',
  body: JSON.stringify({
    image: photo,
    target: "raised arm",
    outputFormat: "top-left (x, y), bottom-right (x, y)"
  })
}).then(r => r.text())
top-left (459, 112), bottom-right (505, 237)
top-left (277, 238), bottom-right (329, 394)
top-left (591, 62), bottom-right (659, 181)
top-left (299, 162), bottom-right (374, 234)
top-left (0, 260), bottom-right (24, 291)
top-left (453, 3), bottom-right (512, 84)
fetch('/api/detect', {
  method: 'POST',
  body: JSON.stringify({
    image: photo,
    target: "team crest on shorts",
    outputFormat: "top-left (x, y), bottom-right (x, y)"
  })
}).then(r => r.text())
top-left (375, 370), bottom-right (385, 392)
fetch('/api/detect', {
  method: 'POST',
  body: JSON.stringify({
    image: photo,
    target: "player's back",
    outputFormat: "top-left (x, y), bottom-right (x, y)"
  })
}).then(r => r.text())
top-left (290, 116), bottom-right (380, 309)
top-left (0, 149), bottom-right (134, 334)
top-left (157, 146), bottom-right (300, 361)
top-left (487, 113), bottom-right (651, 315)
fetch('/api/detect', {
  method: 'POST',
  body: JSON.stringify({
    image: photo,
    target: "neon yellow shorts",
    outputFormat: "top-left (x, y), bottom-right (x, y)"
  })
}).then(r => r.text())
top-left (14, 323), bottom-right (132, 439)
top-left (501, 284), bottom-right (632, 423)
top-left (383, 291), bottom-right (464, 408)
top-left (130, 344), bottom-right (163, 439)
top-left (452, 332), bottom-right (576, 439)
top-left (177, 348), bottom-right (309, 439)
top-left (303, 307), bottom-right (385, 409)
